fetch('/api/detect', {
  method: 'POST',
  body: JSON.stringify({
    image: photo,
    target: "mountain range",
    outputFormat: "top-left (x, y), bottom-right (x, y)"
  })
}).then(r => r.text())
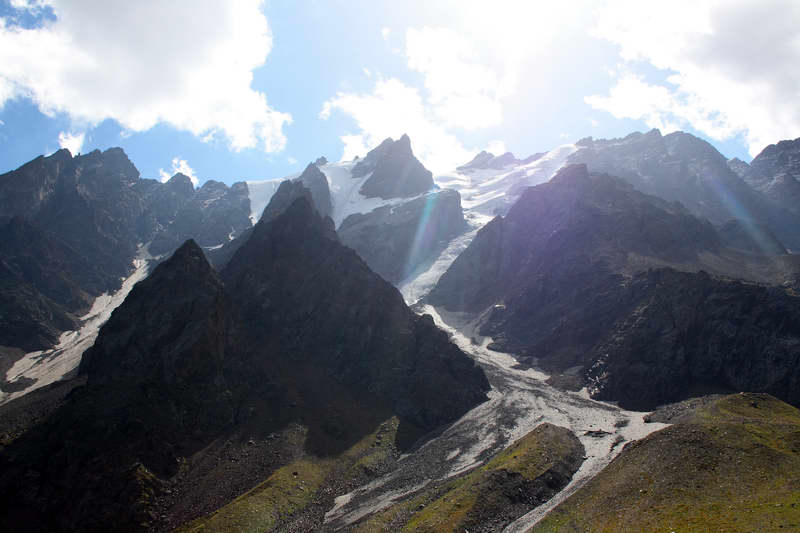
top-left (1, 129), bottom-right (800, 531)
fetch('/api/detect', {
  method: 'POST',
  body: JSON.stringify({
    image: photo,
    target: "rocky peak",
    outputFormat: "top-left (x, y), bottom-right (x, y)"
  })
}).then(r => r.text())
top-left (76, 147), bottom-right (141, 184)
top-left (314, 155), bottom-right (328, 166)
top-left (295, 162), bottom-right (333, 217)
top-left (547, 162), bottom-right (591, 189)
top-left (458, 150), bottom-right (523, 171)
top-left (351, 134), bottom-right (434, 199)
top-left (80, 238), bottom-right (230, 386)
top-left (223, 195), bottom-right (487, 430)
top-left (458, 150), bottom-right (494, 171)
top-left (258, 180), bottom-right (323, 226)
top-left (751, 136), bottom-right (800, 179)
top-left (165, 172), bottom-right (195, 197)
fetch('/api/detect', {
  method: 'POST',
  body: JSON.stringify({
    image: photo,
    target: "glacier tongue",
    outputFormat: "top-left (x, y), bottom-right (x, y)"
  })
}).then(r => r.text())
top-left (0, 246), bottom-right (153, 405)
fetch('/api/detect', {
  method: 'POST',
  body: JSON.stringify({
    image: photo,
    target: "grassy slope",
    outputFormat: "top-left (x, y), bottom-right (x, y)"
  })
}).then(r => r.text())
top-left (532, 393), bottom-right (800, 533)
top-left (354, 423), bottom-right (584, 532)
top-left (175, 417), bottom-right (402, 533)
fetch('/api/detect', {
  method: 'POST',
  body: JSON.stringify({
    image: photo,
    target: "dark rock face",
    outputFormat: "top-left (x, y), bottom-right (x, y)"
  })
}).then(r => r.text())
top-left (718, 219), bottom-right (787, 255)
top-left (587, 268), bottom-right (800, 410)
top-left (206, 179), bottom-right (320, 270)
top-left (0, 240), bottom-right (241, 533)
top-left (134, 173), bottom-right (194, 229)
top-left (338, 189), bottom-right (468, 284)
top-left (570, 130), bottom-right (800, 250)
top-left (429, 164), bottom-right (720, 314)
top-left (147, 179), bottom-right (251, 256)
top-left (0, 216), bottom-right (116, 350)
top-left (0, 149), bottom-right (152, 350)
top-left (0, 196), bottom-right (488, 533)
top-left (0, 148), bottom-right (252, 351)
top-left (352, 134), bottom-right (434, 199)
top-left (732, 137), bottom-right (800, 220)
top-left (223, 197), bottom-right (488, 429)
top-left (80, 240), bottom-right (235, 390)
top-left (429, 164), bottom-right (800, 409)
top-left (0, 260), bottom-right (77, 352)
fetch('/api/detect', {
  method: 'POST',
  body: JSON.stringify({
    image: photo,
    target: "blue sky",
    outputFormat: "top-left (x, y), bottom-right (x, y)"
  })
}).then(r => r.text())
top-left (1, 0), bottom-right (798, 186)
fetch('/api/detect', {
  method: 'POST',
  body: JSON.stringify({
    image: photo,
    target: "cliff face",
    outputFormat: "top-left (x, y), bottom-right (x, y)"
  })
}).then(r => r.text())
top-left (587, 269), bottom-right (800, 410)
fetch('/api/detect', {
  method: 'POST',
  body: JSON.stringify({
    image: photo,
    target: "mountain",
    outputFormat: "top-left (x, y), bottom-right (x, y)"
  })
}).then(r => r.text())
top-left (146, 178), bottom-right (252, 256)
top-left (0, 148), bottom-right (251, 358)
top-left (729, 137), bottom-right (800, 220)
top-left (222, 197), bottom-right (488, 429)
top-left (437, 144), bottom-right (577, 217)
top-left (428, 164), bottom-right (800, 409)
top-left (338, 189), bottom-right (468, 284)
top-left (351, 133), bottom-right (434, 199)
top-left (457, 150), bottom-right (545, 172)
top-left (0, 148), bottom-right (149, 286)
top-left (0, 192), bottom-right (488, 532)
top-left (533, 393), bottom-right (800, 532)
top-left (0, 240), bottom-right (238, 532)
top-left (568, 129), bottom-right (800, 250)
top-left (245, 135), bottom-right (470, 285)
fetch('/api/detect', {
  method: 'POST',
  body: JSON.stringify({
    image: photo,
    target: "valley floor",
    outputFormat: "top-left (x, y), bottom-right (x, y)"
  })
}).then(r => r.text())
top-left (325, 305), bottom-right (668, 531)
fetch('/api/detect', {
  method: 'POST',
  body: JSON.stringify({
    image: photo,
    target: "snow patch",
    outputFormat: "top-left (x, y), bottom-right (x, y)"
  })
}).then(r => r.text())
top-left (435, 144), bottom-right (578, 216)
top-left (245, 161), bottom-right (410, 228)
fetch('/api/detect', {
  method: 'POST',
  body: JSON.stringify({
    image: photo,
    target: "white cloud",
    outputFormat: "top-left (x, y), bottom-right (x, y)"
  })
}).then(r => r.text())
top-left (9, 0), bottom-right (47, 9)
top-left (0, 0), bottom-right (291, 152)
top-left (287, 156), bottom-right (298, 165)
top-left (323, 2), bottom-right (594, 172)
top-left (588, 0), bottom-right (800, 155)
top-left (159, 157), bottom-right (198, 187)
top-left (381, 27), bottom-right (391, 40)
top-left (405, 27), bottom-right (507, 131)
top-left (362, 67), bottom-right (371, 77)
top-left (57, 130), bottom-right (84, 154)
top-left (486, 139), bottom-right (506, 155)
top-left (321, 78), bottom-right (472, 174)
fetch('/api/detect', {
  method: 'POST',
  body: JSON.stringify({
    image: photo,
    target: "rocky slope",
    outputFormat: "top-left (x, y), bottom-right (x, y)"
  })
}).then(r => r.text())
top-left (0, 192), bottom-right (488, 532)
top-left (147, 178), bottom-right (251, 256)
top-left (730, 136), bottom-right (800, 221)
top-left (428, 164), bottom-right (800, 409)
top-left (569, 129), bottom-right (800, 250)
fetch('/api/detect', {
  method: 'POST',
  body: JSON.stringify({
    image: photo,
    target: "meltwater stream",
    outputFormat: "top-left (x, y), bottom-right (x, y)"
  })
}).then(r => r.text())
top-left (324, 305), bottom-right (667, 531)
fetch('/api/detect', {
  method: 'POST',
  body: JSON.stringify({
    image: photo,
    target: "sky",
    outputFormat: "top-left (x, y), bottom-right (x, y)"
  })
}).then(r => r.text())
top-left (0, 0), bottom-right (798, 186)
